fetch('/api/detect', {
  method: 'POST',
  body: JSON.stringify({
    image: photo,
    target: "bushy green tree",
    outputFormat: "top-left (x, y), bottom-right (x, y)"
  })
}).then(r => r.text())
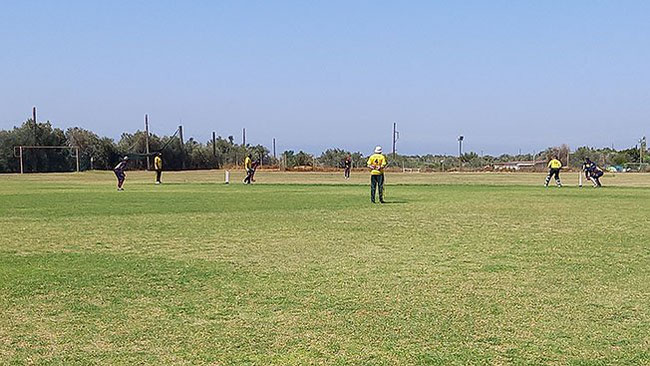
top-left (281, 150), bottom-right (314, 168)
top-left (66, 127), bottom-right (119, 170)
top-left (295, 151), bottom-right (314, 166)
top-left (319, 148), bottom-right (351, 167)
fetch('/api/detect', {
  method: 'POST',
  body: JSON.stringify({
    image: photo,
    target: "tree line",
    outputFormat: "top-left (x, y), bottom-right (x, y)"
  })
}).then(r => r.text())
top-left (0, 119), bottom-right (647, 173)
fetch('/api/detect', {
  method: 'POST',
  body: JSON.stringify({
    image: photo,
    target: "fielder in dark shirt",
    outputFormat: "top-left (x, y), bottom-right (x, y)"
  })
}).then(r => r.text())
top-left (344, 156), bottom-right (351, 179)
top-left (114, 156), bottom-right (129, 191)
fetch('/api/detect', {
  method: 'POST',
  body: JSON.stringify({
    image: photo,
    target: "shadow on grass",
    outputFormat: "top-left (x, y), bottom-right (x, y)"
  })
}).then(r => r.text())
top-left (373, 200), bottom-right (408, 204)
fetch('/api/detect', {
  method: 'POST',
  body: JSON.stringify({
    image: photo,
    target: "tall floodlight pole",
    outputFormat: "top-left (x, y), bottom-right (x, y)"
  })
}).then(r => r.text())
top-left (243, 128), bottom-right (246, 146)
top-left (273, 138), bottom-right (276, 160)
top-left (458, 135), bottom-right (464, 170)
top-left (144, 114), bottom-right (150, 170)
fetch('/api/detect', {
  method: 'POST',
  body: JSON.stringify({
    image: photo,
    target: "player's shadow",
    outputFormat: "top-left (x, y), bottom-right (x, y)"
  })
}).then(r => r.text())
top-left (379, 200), bottom-right (407, 204)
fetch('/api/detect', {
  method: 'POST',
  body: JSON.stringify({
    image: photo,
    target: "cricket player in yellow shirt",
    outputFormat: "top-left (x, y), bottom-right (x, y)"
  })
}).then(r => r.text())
top-left (545, 156), bottom-right (563, 187)
top-left (154, 153), bottom-right (163, 184)
top-left (367, 146), bottom-right (387, 203)
top-left (243, 154), bottom-right (253, 184)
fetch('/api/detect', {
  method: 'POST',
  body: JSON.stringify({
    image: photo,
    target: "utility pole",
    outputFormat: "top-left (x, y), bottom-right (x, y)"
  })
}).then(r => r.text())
top-left (32, 107), bottom-right (37, 142)
top-left (212, 131), bottom-right (217, 157)
top-left (32, 107), bottom-right (37, 171)
top-left (242, 128), bottom-right (246, 146)
top-left (75, 147), bottom-right (80, 173)
top-left (458, 135), bottom-right (464, 170)
top-left (273, 138), bottom-right (276, 160)
top-left (640, 136), bottom-right (646, 164)
top-left (392, 122), bottom-right (399, 160)
top-left (19, 146), bottom-right (23, 174)
top-left (212, 131), bottom-right (218, 169)
top-left (144, 114), bottom-right (150, 170)
top-left (178, 125), bottom-right (184, 170)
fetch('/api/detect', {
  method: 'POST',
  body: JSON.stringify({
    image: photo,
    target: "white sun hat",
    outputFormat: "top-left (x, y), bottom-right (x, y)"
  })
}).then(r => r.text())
top-left (374, 146), bottom-right (382, 154)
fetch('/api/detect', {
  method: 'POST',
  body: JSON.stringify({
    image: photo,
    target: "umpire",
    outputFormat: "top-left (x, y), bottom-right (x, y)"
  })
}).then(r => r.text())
top-left (367, 146), bottom-right (387, 203)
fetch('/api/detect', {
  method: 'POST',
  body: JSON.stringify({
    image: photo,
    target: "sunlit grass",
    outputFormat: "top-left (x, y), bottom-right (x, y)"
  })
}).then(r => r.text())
top-left (1, 171), bottom-right (648, 364)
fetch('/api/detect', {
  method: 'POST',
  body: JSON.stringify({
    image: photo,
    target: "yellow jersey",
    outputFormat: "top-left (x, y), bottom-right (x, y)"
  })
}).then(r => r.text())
top-left (367, 154), bottom-right (387, 175)
top-left (244, 156), bottom-right (252, 170)
top-left (154, 156), bottom-right (163, 170)
top-left (548, 159), bottom-right (562, 169)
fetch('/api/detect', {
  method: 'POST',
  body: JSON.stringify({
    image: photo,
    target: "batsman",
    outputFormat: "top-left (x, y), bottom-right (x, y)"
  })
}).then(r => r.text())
top-left (544, 156), bottom-right (563, 187)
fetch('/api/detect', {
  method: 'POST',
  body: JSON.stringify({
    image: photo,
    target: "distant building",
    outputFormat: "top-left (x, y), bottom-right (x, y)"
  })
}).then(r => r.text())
top-left (493, 160), bottom-right (547, 171)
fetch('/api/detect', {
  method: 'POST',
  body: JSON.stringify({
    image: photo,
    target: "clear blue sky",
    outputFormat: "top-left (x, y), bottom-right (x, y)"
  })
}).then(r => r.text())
top-left (1, 1), bottom-right (649, 155)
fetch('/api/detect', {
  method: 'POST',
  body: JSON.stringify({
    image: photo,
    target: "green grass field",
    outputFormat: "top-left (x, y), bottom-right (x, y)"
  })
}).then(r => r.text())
top-left (1, 170), bottom-right (649, 365)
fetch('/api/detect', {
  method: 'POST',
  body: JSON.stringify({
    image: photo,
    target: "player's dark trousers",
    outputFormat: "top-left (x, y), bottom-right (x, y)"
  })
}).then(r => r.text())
top-left (344, 168), bottom-right (350, 179)
top-left (590, 171), bottom-right (603, 187)
top-left (370, 174), bottom-right (384, 202)
top-left (244, 169), bottom-right (253, 184)
top-left (114, 170), bottom-right (125, 188)
top-left (545, 168), bottom-right (561, 187)
top-left (155, 170), bottom-right (162, 183)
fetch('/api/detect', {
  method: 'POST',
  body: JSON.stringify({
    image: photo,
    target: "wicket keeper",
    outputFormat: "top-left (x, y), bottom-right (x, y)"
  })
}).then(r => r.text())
top-left (367, 146), bottom-right (387, 203)
top-left (583, 158), bottom-right (604, 187)
top-left (545, 156), bottom-right (562, 187)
